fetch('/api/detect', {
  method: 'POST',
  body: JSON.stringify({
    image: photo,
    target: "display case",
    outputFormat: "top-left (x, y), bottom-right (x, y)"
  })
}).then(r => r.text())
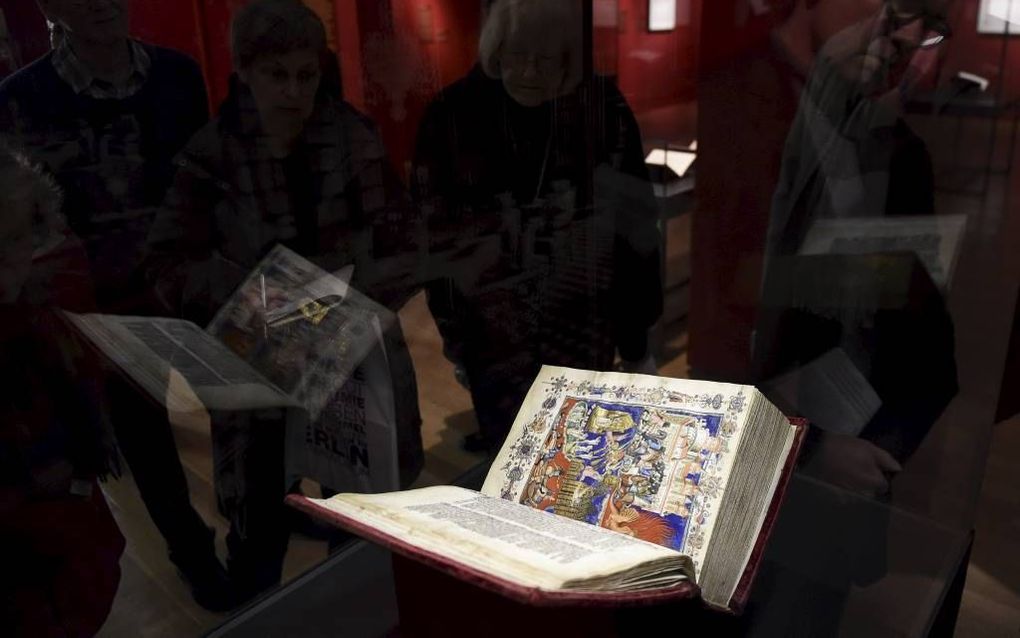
top-left (0, 1), bottom-right (1015, 636)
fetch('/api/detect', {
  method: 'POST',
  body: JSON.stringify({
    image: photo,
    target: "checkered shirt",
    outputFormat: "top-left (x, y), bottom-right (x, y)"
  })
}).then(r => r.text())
top-left (51, 38), bottom-right (151, 100)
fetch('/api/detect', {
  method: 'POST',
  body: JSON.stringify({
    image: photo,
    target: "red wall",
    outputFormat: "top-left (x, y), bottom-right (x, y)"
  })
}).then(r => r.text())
top-left (940, 0), bottom-right (1020, 101)
top-left (688, 0), bottom-right (792, 382)
top-left (358, 0), bottom-right (481, 178)
top-left (697, 0), bottom-right (775, 75)
top-left (613, 0), bottom-right (700, 112)
top-left (336, 2), bottom-right (366, 110)
top-left (130, 1), bottom-right (205, 64)
top-left (190, 0), bottom-right (248, 111)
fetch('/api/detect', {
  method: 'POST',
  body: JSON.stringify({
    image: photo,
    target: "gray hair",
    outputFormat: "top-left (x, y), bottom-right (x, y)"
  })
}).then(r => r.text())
top-left (478, 0), bottom-right (583, 96)
top-left (230, 0), bottom-right (327, 71)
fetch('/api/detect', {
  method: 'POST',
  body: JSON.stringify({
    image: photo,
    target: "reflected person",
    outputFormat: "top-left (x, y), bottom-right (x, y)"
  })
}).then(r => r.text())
top-left (413, 0), bottom-right (663, 454)
top-left (730, 9), bottom-right (959, 633)
top-left (693, 0), bottom-right (901, 382)
top-left (148, 0), bottom-right (424, 602)
top-left (0, 0), bottom-right (228, 611)
top-left (755, 0), bottom-right (958, 497)
top-left (0, 0), bottom-right (209, 313)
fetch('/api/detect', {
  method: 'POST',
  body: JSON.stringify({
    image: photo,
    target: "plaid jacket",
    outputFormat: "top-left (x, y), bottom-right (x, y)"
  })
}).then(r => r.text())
top-left (150, 79), bottom-right (423, 317)
top-left (148, 80), bottom-right (424, 486)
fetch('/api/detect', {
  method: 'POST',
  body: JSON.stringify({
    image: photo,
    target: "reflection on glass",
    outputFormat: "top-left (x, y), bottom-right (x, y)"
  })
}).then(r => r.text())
top-left (413, 0), bottom-right (662, 454)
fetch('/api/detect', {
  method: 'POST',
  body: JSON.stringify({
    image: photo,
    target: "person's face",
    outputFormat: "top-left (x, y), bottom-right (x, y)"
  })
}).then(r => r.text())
top-left (814, 0), bottom-right (949, 97)
top-left (242, 49), bottom-right (322, 144)
top-left (499, 24), bottom-right (567, 107)
top-left (858, 0), bottom-right (950, 95)
top-left (39, 0), bottom-right (129, 46)
top-left (0, 204), bottom-right (35, 304)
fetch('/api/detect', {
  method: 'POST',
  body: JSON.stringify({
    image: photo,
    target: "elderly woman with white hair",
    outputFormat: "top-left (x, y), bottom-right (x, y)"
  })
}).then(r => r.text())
top-left (148, 0), bottom-right (424, 603)
top-left (413, 0), bottom-right (663, 453)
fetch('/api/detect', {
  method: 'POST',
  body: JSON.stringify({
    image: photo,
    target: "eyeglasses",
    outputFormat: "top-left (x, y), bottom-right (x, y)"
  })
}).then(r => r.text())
top-left (501, 51), bottom-right (561, 74)
top-left (884, 2), bottom-right (953, 49)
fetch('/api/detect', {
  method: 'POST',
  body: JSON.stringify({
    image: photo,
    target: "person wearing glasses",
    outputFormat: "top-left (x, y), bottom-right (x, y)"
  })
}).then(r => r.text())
top-left (693, 0), bottom-right (953, 388)
top-left (704, 4), bottom-right (960, 633)
top-left (412, 0), bottom-right (663, 455)
top-left (766, 0), bottom-right (952, 251)
top-left (755, 0), bottom-right (957, 497)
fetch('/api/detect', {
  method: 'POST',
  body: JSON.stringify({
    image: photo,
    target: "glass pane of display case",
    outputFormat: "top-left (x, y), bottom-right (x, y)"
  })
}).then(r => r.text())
top-left (0, 0), bottom-right (1016, 636)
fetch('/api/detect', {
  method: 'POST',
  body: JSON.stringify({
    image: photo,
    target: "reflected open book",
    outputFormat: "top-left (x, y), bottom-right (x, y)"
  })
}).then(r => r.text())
top-left (65, 246), bottom-right (381, 415)
top-left (289, 366), bottom-right (805, 612)
top-left (799, 215), bottom-right (966, 291)
top-left (65, 245), bottom-right (400, 493)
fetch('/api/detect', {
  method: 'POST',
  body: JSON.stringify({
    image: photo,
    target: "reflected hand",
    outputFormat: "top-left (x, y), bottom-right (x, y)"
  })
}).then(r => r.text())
top-left (804, 432), bottom-right (903, 498)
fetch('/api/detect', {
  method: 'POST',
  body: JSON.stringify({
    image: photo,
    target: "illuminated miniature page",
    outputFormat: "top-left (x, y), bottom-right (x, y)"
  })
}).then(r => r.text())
top-left (483, 366), bottom-right (755, 578)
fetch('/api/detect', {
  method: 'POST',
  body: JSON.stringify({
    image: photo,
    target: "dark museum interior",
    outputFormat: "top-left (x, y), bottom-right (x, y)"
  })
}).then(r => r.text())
top-left (0, 0), bottom-right (1018, 635)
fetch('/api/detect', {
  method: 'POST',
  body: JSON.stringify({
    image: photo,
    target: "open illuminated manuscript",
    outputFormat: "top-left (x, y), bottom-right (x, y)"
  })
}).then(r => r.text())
top-left (294, 366), bottom-right (803, 611)
top-left (66, 245), bottom-right (399, 494)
